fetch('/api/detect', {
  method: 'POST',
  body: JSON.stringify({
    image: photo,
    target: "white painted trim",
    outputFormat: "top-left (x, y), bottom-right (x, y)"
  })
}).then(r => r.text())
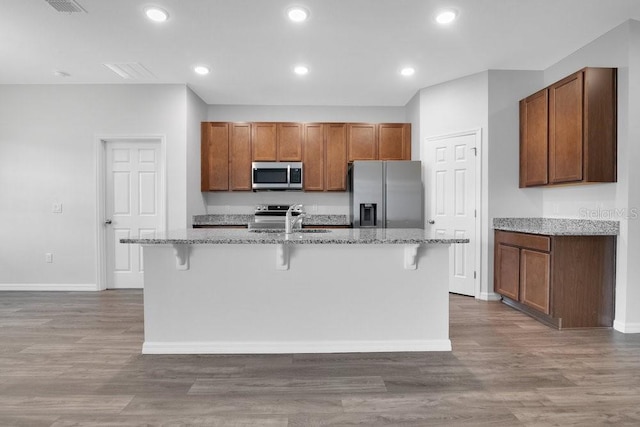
top-left (479, 292), bottom-right (502, 301)
top-left (142, 339), bottom-right (453, 355)
top-left (424, 128), bottom-right (483, 299)
top-left (107, 283), bottom-right (144, 290)
top-left (95, 135), bottom-right (168, 290)
top-left (0, 283), bottom-right (99, 292)
top-left (614, 320), bottom-right (640, 334)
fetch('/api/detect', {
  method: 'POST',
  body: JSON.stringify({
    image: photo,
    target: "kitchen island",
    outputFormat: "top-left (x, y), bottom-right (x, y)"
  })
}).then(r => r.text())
top-left (122, 228), bottom-right (468, 355)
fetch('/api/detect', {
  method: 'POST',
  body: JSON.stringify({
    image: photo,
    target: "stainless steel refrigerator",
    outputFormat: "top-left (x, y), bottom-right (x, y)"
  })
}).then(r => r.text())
top-left (349, 160), bottom-right (424, 228)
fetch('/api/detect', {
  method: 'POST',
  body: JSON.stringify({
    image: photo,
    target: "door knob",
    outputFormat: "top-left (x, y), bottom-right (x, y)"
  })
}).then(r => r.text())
top-left (427, 220), bottom-right (435, 224)
top-left (105, 219), bottom-right (113, 225)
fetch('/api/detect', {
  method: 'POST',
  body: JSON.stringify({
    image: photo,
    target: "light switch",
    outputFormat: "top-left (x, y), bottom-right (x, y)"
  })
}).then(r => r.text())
top-left (52, 202), bottom-right (62, 213)
top-left (45, 253), bottom-right (53, 263)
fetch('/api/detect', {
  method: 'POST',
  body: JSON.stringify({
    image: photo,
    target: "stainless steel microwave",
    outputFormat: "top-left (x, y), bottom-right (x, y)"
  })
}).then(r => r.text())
top-left (252, 162), bottom-right (303, 190)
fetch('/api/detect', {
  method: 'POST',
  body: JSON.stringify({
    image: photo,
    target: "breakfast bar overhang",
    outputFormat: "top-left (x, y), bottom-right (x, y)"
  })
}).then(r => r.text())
top-left (122, 228), bottom-right (468, 355)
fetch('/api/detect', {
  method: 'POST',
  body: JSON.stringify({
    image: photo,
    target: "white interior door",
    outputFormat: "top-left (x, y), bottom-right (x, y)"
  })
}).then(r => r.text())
top-left (104, 140), bottom-right (163, 289)
top-left (424, 130), bottom-right (479, 297)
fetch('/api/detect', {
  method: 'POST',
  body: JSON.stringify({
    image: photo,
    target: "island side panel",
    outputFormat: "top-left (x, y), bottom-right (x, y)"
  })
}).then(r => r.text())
top-left (142, 243), bottom-right (451, 354)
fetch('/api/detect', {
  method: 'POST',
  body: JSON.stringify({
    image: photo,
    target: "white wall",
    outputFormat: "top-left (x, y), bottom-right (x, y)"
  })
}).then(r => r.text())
top-left (539, 20), bottom-right (639, 332)
top-left (203, 104), bottom-right (407, 214)
top-left (186, 87), bottom-right (208, 220)
top-left (208, 104), bottom-right (406, 123)
top-left (405, 91), bottom-right (421, 160)
top-left (418, 71), bottom-right (491, 296)
top-left (486, 70), bottom-right (545, 297)
top-left (0, 84), bottom-right (189, 288)
top-left (626, 20), bottom-right (640, 332)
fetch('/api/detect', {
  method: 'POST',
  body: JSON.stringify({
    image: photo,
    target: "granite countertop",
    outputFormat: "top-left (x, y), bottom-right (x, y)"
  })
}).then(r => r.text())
top-left (121, 228), bottom-right (469, 245)
top-left (493, 218), bottom-right (619, 236)
top-left (192, 214), bottom-right (351, 227)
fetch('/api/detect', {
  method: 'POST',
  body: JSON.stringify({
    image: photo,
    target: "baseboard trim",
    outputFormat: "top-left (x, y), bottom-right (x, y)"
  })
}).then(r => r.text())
top-left (108, 284), bottom-right (144, 289)
top-left (614, 320), bottom-right (640, 333)
top-left (478, 292), bottom-right (502, 301)
top-left (0, 283), bottom-right (99, 292)
top-left (142, 339), bottom-right (453, 354)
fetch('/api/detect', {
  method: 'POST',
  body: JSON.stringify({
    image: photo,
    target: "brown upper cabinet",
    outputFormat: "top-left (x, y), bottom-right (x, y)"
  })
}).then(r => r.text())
top-left (520, 67), bottom-right (617, 188)
top-left (202, 121), bottom-right (410, 192)
top-left (201, 122), bottom-right (252, 191)
top-left (229, 123), bottom-right (252, 191)
top-left (251, 123), bottom-right (303, 162)
top-left (347, 123), bottom-right (411, 162)
top-left (302, 123), bottom-right (325, 191)
top-left (325, 123), bottom-right (348, 191)
top-left (520, 89), bottom-right (549, 186)
top-left (277, 123), bottom-right (303, 161)
top-left (347, 123), bottom-right (378, 161)
top-left (378, 123), bottom-right (411, 160)
top-left (201, 122), bottom-right (229, 191)
top-left (302, 123), bottom-right (348, 192)
top-left (251, 123), bottom-right (277, 161)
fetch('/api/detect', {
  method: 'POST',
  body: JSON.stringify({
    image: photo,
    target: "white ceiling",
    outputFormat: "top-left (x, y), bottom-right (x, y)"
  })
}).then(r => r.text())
top-left (2, 0), bottom-right (639, 106)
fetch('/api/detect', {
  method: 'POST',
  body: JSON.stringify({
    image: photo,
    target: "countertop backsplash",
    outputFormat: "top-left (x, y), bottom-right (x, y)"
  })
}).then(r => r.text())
top-left (203, 191), bottom-right (350, 215)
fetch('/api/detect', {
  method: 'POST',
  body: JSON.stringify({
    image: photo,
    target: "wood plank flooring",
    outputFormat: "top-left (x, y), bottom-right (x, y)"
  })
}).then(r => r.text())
top-left (1, 290), bottom-right (639, 426)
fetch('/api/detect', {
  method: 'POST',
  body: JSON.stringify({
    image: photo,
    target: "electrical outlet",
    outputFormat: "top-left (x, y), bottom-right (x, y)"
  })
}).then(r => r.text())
top-left (52, 202), bottom-right (63, 213)
top-left (45, 253), bottom-right (53, 263)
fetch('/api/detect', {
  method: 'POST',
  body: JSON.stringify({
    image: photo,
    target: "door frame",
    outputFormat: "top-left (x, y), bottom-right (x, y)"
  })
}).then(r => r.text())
top-left (423, 128), bottom-right (483, 299)
top-left (95, 135), bottom-right (167, 291)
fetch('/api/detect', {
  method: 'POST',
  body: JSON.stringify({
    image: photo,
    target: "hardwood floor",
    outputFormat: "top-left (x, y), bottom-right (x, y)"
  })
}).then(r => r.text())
top-left (1, 291), bottom-right (639, 426)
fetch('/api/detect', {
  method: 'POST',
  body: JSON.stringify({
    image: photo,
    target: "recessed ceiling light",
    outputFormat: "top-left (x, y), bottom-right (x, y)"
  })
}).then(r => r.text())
top-left (400, 67), bottom-right (415, 77)
top-left (194, 66), bottom-right (210, 75)
top-left (287, 6), bottom-right (309, 22)
top-left (145, 6), bottom-right (169, 22)
top-left (293, 65), bottom-right (309, 75)
top-left (435, 9), bottom-right (457, 24)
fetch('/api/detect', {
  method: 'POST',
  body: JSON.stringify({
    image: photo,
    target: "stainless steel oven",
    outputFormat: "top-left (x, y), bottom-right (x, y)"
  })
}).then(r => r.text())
top-left (252, 162), bottom-right (303, 191)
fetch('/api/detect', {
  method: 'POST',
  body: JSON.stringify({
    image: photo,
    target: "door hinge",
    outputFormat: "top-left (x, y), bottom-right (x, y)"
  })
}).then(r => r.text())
top-left (474, 209), bottom-right (477, 218)
top-left (474, 271), bottom-right (477, 279)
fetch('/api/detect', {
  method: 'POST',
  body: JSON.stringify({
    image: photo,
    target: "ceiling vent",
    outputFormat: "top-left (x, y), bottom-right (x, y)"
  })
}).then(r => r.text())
top-left (44, 0), bottom-right (87, 13)
top-left (103, 63), bottom-right (157, 80)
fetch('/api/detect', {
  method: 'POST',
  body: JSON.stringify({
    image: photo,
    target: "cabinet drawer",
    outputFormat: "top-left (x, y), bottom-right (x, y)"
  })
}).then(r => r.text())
top-left (495, 231), bottom-right (550, 252)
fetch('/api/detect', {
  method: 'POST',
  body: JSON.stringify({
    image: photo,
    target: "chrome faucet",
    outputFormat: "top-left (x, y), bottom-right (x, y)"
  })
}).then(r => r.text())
top-left (285, 204), bottom-right (306, 234)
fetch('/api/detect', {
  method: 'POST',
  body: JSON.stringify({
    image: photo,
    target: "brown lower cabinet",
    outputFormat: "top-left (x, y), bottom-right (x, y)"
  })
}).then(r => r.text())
top-left (494, 230), bottom-right (615, 329)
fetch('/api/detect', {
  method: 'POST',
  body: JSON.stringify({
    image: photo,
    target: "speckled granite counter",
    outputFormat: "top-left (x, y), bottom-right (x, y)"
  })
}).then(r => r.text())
top-left (192, 214), bottom-right (252, 227)
top-left (122, 228), bottom-right (468, 245)
top-left (493, 218), bottom-right (619, 236)
top-left (192, 214), bottom-right (351, 227)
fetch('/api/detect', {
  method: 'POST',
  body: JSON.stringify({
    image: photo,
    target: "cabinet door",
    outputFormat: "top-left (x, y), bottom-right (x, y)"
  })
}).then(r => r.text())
top-left (494, 244), bottom-right (520, 300)
top-left (303, 123), bottom-right (325, 191)
top-left (520, 249), bottom-right (550, 314)
top-left (326, 123), bottom-right (348, 191)
top-left (252, 123), bottom-right (277, 161)
top-left (201, 122), bottom-right (229, 191)
top-left (277, 123), bottom-right (303, 161)
top-left (347, 123), bottom-right (377, 161)
top-left (378, 123), bottom-right (410, 160)
top-left (229, 123), bottom-right (252, 191)
top-left (520, 90), bottom-right (549, 187)
top-left (549, 71), bottom-right (583, 184)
